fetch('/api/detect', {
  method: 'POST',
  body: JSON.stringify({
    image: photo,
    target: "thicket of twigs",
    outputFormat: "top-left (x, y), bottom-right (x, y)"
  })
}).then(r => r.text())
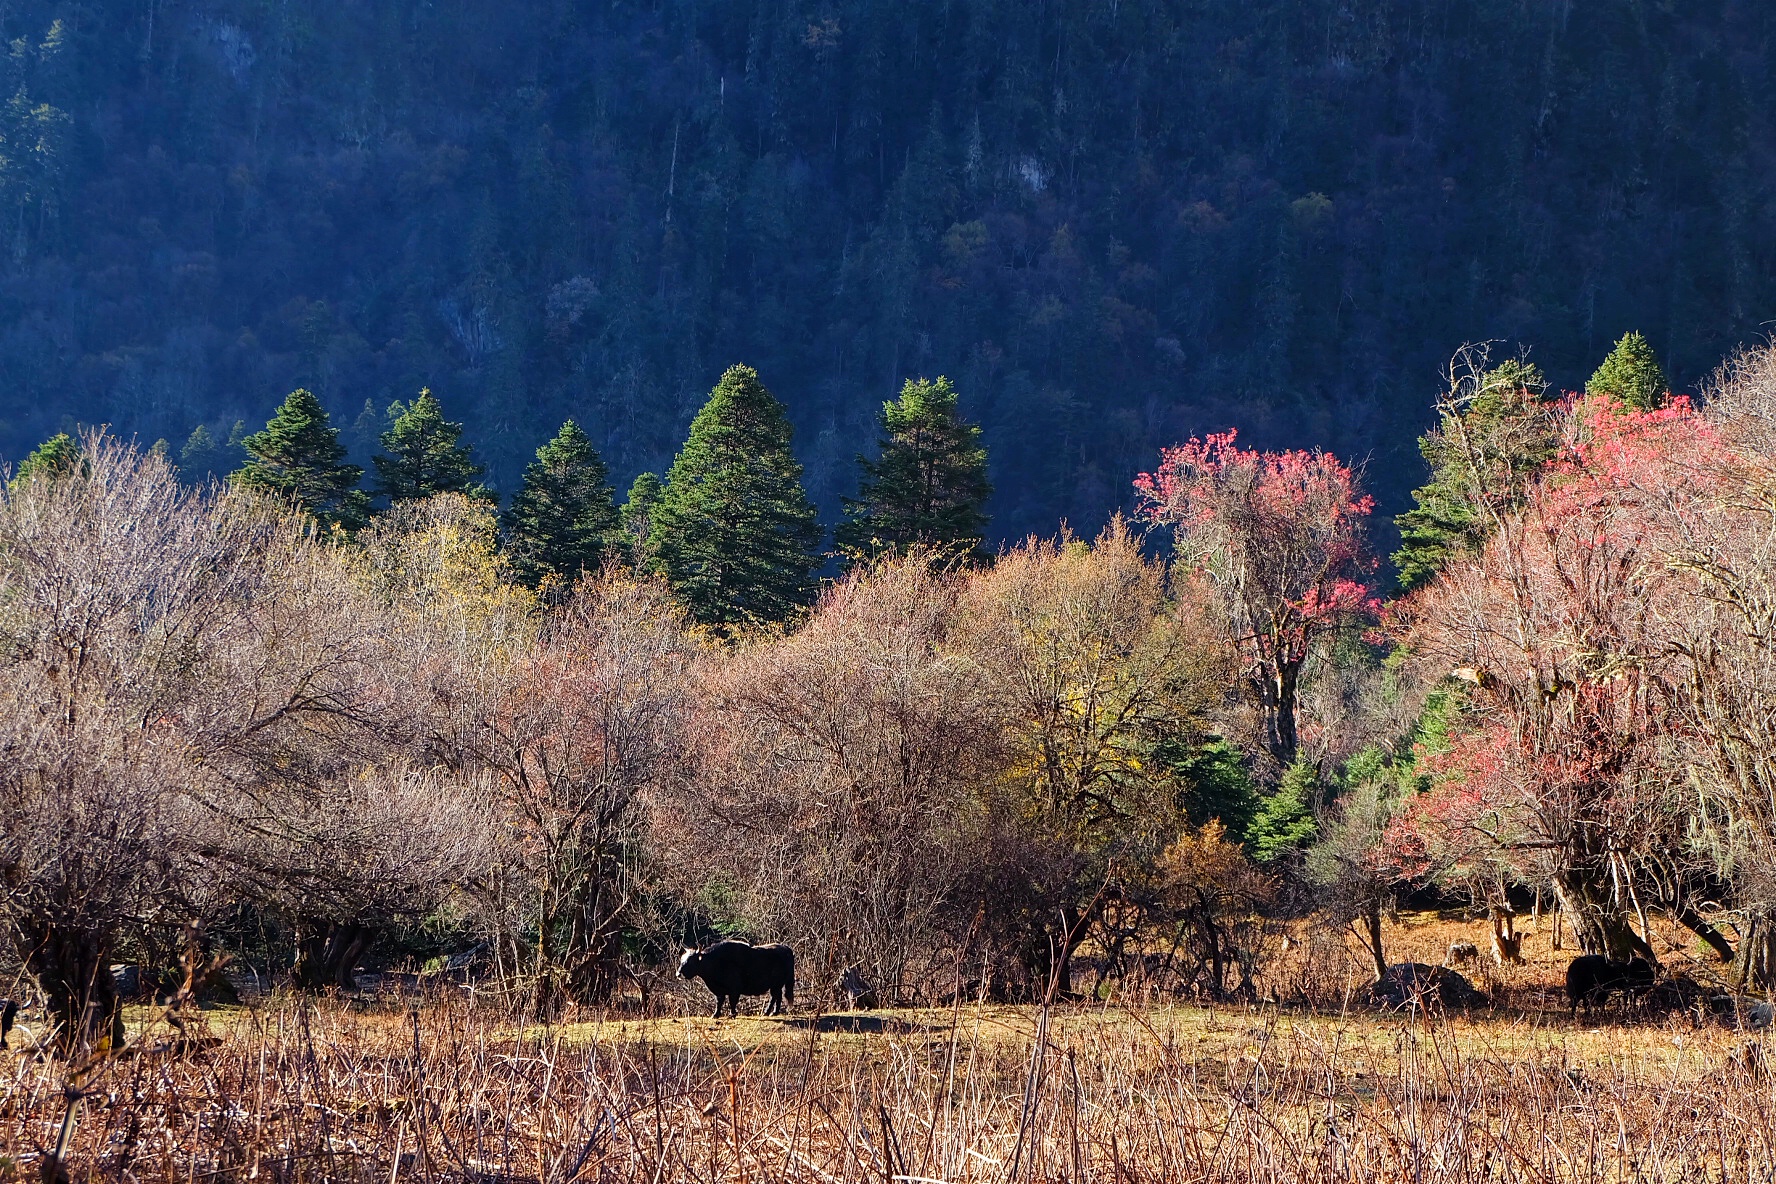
top-left (4, 992), bottom-right (1773, 1183)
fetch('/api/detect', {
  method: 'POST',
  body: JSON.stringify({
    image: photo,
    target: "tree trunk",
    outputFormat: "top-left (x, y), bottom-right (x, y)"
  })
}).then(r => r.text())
top-left (1675, 902), bottom-right (1736, 963)
top-left (18, 922), bottom-right (124, 1056)
top-left (1268, 659), bottom-right (1301, 769)
top-left (1362, 897), bottom-right (1388, 983)
top-left (1553, 869), bottom-right (1653, 963)
top-left (1730, 912), bottom-right (1776, 991)
top-left (292, 921), bottom-right (373, 991)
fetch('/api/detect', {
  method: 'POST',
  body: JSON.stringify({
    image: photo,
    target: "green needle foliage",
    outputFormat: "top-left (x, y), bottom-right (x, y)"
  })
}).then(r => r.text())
top-left (837, 376), bottom-right (992, 563)
top-left (1393, 360), bottom-right (1558, 593)
top-left (502, 420), bottom-right (619, 590)
top-left (647, 365), bottom-right (822, 630)
top-left (1248, 758), bottom-right (1321, 865)
top-left (233, 390), bottom-right (369, 531)
top-left (9, 432), bottom-right (80, 489)
top-left (619, 471), bottom-right (664, 566)
top-left (1586, 330), bottom-right (1668, 411)
top-left (374, 389), bottom-right (490, 504)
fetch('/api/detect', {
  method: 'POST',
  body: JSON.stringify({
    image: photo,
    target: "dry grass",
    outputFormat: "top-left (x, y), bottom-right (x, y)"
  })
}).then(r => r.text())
top-left (2, 915), bottom-right (1771, 1183)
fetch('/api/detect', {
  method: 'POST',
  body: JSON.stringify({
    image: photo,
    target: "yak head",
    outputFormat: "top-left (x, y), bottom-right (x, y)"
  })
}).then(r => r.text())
top-left (678, 948), bottom-right (703, 978)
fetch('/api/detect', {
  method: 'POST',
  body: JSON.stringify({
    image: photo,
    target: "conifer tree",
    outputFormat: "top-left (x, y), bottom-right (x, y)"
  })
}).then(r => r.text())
top-left (836, 375), bottom-right (992, 562)
top-left (180, 424), bottom-right (220, 474)
top-left (1586, 330), bottom-right (1668, 411)
top-left (1247, 758), bottom-right (1321, 864)
top-left (502, 420), bottom-right (618, 589)
top-left (373, 388), bottom-right (489, 503)
top-left (647, 365), bottom-right (822, 629)
top-left (1393, 359), bottom-right (1557, 592)
top-left (234, 389), bottom-right (370, 530)
top-left (618, 471), bottom-right (663, 567)
top-left (9, 432), bottom-right (79, 488)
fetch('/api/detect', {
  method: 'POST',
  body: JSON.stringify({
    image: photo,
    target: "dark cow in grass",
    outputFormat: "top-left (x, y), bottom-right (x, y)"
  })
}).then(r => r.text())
top-left (1566, 954), bottom-right (1656, 1015)
top-left (678, 941), bottom-right (795, 1018)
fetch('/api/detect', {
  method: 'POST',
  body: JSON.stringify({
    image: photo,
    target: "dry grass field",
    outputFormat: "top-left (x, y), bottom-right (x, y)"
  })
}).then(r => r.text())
top-left (2, 913), bottom-right (1772, 1183)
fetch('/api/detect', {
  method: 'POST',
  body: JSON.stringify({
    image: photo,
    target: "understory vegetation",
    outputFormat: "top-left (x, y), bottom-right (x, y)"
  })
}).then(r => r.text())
top-left (15, 331), bottom-right (1776, 1175)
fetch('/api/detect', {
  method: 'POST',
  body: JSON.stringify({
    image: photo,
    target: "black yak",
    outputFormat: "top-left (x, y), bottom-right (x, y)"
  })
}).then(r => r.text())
top-left (1566, 954), bottom-right (1656, 1014)
top-left (0, 999), bottom-right (16, 1049)
top-left (678, 941), bottom-right (795, 1017)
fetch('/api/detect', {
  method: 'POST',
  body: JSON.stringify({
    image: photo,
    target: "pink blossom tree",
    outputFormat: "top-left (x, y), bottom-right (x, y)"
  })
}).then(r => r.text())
top-left (1136, 431), bottom-right (1377, 769)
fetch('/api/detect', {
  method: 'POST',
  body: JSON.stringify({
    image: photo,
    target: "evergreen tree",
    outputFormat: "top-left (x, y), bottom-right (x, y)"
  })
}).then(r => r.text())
top-left (373, 388), bottom-right (489, 503)
top-left (501, 420), bottom-right (618, 589)
top-left (179, 424), bottom-right (220, 474)
top-left (619, 470), bottom-right (663, 566)
top-left (836, 376), bottom-right (992, 562)
top-left (1393, 360), bottom-right (1557, 592)
top-left (647, 365), bottom-right (822, 629)
top-left (1586, 330), bottom-right (1668, 411)
top-left (179, 423), bottom-right (244, 480)
top-left (234, 389), bottom-right (371, 530)
top-left (1161, 736), bottom-right (1261, 841)
top-left (1247, 758), bottom-right (1321, 864)
top-left (9, 432), bottom-right (79, 488)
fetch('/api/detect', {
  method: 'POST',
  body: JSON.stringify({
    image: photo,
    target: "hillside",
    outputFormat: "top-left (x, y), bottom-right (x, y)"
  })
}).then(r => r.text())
top-left (0, 0), bottom-right (1771, 542)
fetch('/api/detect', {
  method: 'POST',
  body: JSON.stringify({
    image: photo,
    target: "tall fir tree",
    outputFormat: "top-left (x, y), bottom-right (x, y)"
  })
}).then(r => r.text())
top-left (647, 365), bottom-right (822, 629)
top-left (619, 471), bottom-right (663, 568)
top-left (1393, 360), bottom-right (1557, 592)
top-left (1586, 330), bottom-right (1668, 411)
top-left (501, 420), bottom-right (619, 590)
top-left (836, 375), bottom-right (992, 562)
top-left (233, 390), bottom-right (370, 530)
top-left (9, 432), bottom-right (79, 488)
top-left (373, 388), bottom-right (489, 503)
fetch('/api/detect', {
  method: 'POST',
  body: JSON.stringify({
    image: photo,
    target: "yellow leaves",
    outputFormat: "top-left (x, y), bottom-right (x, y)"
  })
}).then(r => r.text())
top-left (1159, 820), bottom-right (1274, 910)
top-left (957, 518), bottom-right (1230, 844)
top-left (352, 493), bottom-right (538, 654)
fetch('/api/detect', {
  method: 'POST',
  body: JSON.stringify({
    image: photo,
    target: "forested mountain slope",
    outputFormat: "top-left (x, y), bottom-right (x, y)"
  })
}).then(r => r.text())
top-left (0, 0), bottom-right (1770, 541)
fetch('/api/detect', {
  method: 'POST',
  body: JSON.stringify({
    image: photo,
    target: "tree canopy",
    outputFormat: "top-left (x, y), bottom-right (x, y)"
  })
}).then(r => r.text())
top-left (374, 390), bottom-right (489, 504)
top-left (502, 420), bottom-right (618, 590)
top-left (837, 376), bottom-right (992, 563)
top-left (234, 389), bottom-right (370, 531)
top-left (646, 365), bottom-right (822, 629)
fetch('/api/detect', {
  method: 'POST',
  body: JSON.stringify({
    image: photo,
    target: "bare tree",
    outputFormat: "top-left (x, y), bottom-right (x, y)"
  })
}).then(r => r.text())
top-left (0, 436), bottom-right (505, 1048)
top-left (442, 573), bottom-right (693, 1013)
top-left (659, 553), bottom-right (996, 1003)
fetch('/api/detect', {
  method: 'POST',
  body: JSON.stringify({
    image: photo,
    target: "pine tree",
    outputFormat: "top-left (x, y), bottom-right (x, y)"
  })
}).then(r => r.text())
top-left (647, 365), bottom-right (822, 629)
top-left (179, 423), bottom-right (242, 480)
top-left (1586, 330), bottom-right (1668, 411)
top-left (373, 388), bottom-right (489, 503)
top-left (9, 432), bottom-right (79, 488)
top-left (836, 375), bottom-right (992, 562)
top-left (501, 420), bottom-right (618, 589)
top-left (234, 389), bottom-right (370, 530)
top-left (1393, 359), bottom-right (1557, 592)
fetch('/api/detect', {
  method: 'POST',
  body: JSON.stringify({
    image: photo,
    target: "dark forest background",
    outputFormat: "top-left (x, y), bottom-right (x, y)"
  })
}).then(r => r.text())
top-left (0, 0), bottom-right (1771, 543)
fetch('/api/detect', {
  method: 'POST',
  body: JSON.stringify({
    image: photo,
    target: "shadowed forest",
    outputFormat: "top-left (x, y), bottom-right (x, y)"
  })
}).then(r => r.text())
top-left (0, 0), bottom-right (1774, 538)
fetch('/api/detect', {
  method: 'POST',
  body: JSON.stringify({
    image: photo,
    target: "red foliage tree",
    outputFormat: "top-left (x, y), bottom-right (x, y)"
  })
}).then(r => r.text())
top-left (1135, 431), bottom-right (1377, 768)
top-left (1394, 391), bottom-right (1727, 960)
